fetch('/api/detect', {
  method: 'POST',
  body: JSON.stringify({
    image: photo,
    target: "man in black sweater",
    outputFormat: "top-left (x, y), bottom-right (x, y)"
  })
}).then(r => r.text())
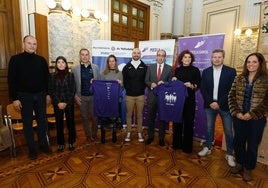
top-left (122, 48), bottom-right (147, 142)
top-left (8, 35), bottom-right (52, 159)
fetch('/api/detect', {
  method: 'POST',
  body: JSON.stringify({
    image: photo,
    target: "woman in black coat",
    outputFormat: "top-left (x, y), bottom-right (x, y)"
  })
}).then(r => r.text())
top-left (48, 56), bottom-right (76, 152)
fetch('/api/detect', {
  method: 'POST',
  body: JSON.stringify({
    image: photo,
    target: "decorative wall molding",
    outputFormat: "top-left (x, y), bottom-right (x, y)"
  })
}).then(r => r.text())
top-left (184, 0), bottom-right (192, 36)
top-left (234, 29), bottom-right (258, 71)
top-left (205, 5), bottom-right (240, 67)
top-left (160, 33), bottom-right (172, 39)
top-left (203, 0), bottom-right (222, 5)
top-left (147, 0), bottom-right (164, 7)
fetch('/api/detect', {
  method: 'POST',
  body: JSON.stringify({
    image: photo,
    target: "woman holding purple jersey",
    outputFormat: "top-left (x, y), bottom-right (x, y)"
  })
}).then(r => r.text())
top-left (172, 50), bottom-right (201, 153)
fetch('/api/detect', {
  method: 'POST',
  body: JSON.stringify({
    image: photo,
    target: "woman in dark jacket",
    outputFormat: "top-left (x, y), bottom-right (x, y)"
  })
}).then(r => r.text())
top-left (228, 52), bottom-right (268, 181)
top-left (48, 56), bottom-right (76, 152)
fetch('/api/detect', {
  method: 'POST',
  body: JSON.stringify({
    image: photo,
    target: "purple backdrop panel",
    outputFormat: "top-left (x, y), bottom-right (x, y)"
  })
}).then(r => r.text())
top-left (178, 33), bottom-right (225, 139)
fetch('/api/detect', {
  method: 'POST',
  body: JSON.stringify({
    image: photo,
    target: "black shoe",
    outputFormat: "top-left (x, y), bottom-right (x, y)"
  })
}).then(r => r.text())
top-left (69, 144), bottom-right (75, 151)
top-left (159, 139), bottom-right (165, 147)
top-left (40, 146), bottom-right (52, 155)
top-left (29, 151), bottom-right (37, 160)
top-left (57, 145), bottom-right (65, 152)
top-left (112, 129), bottom-right (117, 143)
top-left (112, 135), bottom-right (117, 143)
top-left (101, 127), bottom-right (106, 144)
top-left (172, 145), bottom-right (181, 150)
top-left (145, 138), bottom-right (154, 145)
top-left (182, 148), bottom-right (192, 154)
top-left (101, 138), bottom-right (106, 144)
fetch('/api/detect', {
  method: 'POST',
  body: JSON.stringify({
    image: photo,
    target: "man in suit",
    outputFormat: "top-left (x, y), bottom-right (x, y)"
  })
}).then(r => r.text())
top-left (145, 49), bottom-right (173, 146)
top-left (198, 49), bottom-right (236, 167)
top-left (72, 48), bottom-right (101, 143)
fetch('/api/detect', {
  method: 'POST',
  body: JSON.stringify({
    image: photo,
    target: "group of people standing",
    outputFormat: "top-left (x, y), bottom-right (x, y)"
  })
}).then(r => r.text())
top-left (197, 49), bottom-right (268, 182)
top-left (7, 35), bottom-right (268, 182)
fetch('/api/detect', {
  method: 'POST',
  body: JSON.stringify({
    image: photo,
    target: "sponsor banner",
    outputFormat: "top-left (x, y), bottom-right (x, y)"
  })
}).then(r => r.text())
top-left (92, 40), bottom-right (134, 72)
top-left (178, 33), bottom-right (225, 139)
top-left (139, 39), bottom-right (176, 66)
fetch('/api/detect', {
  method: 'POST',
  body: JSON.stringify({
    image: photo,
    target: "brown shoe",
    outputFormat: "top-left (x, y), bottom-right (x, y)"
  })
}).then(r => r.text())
top-left (92, 135), bottom-right (101, 144)
top-left (85, 136), bottom-right (91, 145)
top-left (230, 163), bottom-right (242, 174)
top-left (242, 169), bottom-right (252, 182)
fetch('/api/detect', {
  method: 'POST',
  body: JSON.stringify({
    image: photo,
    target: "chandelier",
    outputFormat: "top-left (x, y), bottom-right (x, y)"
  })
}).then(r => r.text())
top-left (46, 0), bottom-right (108, 23)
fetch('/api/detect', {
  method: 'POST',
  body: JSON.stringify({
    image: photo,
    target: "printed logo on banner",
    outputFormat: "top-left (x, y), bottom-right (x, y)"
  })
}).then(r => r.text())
top-left (142, 47), bottom-right (149, 52)
top-left (139, 39), bottom-right (176, 66)
top-left (194, 40), bottom-right (206, 48)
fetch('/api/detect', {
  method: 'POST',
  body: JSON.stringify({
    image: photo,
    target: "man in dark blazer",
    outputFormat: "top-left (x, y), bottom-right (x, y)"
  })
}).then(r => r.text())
top-left (145, 49), bottom-right (173, 146)
top-left (198, 49), bottom-right (237, 168)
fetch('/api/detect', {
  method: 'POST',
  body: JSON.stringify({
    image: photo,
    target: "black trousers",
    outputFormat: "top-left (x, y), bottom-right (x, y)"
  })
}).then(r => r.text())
top-left (173, 98), bottom-right (196, 153)
top-left (54, 104), bottom-right (76, 145)
top-left (18, 92), bottom-right (49, 153)
top-left (147, 93), bottom-right (158, 139)
top-left (100, 117), bottom-right (118, 143)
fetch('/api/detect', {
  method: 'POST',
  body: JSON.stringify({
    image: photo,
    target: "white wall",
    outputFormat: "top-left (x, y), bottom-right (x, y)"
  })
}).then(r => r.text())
top-left (202, 0), bottom-right (246, 66)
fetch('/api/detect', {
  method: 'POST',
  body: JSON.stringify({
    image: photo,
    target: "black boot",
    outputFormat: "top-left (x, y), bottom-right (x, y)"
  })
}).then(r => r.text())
top-left (112, 124), bottom-right (117, 143)
top-left (101, 125), bottom-right (106, 143)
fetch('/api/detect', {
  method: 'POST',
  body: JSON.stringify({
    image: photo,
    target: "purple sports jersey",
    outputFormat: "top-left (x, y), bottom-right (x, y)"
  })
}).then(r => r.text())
top-left (91, 80), bottom-right (121, 117)
top-left (153, 80), bottom-right (188, 123)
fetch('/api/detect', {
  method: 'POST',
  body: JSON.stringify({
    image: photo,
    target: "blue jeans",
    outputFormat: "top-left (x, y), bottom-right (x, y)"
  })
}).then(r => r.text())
top-left (18, 92), bottom-right (49, 153)
top-left (233, 117), bottom-right (266, 170)
top-left (204, 108), bottom-right (234, 155)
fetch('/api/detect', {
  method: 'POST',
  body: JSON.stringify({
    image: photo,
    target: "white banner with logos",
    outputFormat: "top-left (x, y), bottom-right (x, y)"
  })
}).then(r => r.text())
top-left (139, 39), bottom-right (176, 66)
top-left (91, 40), bottom-right (134, 72)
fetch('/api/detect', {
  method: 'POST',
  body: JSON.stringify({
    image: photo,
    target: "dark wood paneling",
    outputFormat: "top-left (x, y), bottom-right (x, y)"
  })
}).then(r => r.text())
top-left (0, 0), bottom-right (22, 114)
top-left (111, 0), bottom-right (150, 47)
top-left (34, 13), bottom-right (49, 64)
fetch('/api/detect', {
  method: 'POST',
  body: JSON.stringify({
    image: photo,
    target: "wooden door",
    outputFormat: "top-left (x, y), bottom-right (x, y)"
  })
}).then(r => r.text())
top-left (0, 0), bottom-right (22, 114)
top-left (111, 0), bottom-right (150, 47)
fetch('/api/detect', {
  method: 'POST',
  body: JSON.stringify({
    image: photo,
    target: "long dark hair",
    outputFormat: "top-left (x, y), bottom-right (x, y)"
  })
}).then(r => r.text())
top-left (54, 56), bottom-right (69, 74)
top-left (241, 52), bottom-right (268, 79)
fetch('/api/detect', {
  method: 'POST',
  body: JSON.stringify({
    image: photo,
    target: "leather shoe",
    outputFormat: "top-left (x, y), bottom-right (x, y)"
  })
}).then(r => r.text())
top-left (69, 144), bottom-right (75, 151)
top-left (29, 151), bottom-right (37, 160)
top-left (159, 139), bottom-right (165, 146)
top-left (40, 146), bottom-right (52, 155)
top-left (145, 138), bottom-right (154, 145)
top-left (57, 145), bottom-right (65, 152)
top-left (172, 145), bottom-right (181, 150)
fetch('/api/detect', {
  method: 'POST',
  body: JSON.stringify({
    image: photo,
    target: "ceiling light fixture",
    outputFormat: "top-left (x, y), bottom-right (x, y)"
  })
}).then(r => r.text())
top-left (46, 0), bottom-right (108, 23)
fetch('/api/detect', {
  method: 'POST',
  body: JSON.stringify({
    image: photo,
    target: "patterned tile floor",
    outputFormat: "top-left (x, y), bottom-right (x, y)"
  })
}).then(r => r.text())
top-left (0, 124), bottom-right (268, 188)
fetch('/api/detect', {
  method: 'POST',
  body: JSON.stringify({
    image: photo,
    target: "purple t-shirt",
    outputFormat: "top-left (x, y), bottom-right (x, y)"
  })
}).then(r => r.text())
top-left (153, 80), bottom-right (188, 123)
top-left (91, 80), bottom-right (121, 117)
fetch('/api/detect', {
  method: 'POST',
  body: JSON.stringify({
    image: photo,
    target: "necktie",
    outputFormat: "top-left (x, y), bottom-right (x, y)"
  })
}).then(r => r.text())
top-left (157, 64), bottom-right (162, 80)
